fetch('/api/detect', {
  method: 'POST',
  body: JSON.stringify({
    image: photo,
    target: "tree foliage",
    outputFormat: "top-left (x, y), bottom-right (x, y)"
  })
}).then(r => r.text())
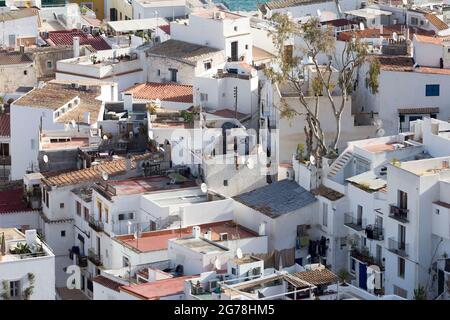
top-left (265, 14), bottom-right (378, 162)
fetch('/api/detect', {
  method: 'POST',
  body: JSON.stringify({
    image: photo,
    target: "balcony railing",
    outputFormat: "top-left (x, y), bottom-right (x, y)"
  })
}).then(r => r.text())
top-left (350, 247), bottom-right (384, 269)
top-left (87, 248), bottom-right (103, 266)
top-left (0, 155), bottom-right (11, 165)
top-left (365, 225), bottom-right (384, 241)
top-left (388, 237), bottom-right (409, 257)
top-left (389, 205), bottom-right (409, 223)
top-left (344, 213), bottom-right (366, 232)
top-left (88, 215), bottom-right (104, 232)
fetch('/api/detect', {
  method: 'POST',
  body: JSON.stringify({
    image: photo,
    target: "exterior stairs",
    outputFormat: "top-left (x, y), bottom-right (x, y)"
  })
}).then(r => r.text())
top-left (327, 148), bottom-right (353, 179)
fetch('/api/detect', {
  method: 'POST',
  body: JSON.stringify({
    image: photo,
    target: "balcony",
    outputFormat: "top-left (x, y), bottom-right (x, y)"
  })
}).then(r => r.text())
top-left (88, 215), bottom-right (104, 232)
top-left (0, 155), bottom-right (11, 166)
top-left (69, 247), bottom-right (88, 268)
top-left (87, 248), bottom-right (102, 267)
top-left (350, 247), bottom-right (384, 270)
top-left (387, 237), bottom-right (409, 257)
top-left (344, 213), bottom-right (366, 232)
top-left (389, 205), bottom-right (409, 223)
top-left (365, 225), bottom-right (384, 241)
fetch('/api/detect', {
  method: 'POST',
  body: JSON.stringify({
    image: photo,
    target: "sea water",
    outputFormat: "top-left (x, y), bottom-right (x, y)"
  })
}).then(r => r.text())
top-left (214, 0), bottom-right (269, 11)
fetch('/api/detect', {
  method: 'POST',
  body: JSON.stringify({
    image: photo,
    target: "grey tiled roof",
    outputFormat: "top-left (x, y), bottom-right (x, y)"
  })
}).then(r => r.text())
top-left (233, 179), bottom-right (317, 218)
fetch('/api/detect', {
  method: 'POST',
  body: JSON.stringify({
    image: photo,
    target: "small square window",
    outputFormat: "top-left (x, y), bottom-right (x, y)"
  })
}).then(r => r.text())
top-left (223, 180), bottom-right (228, 186)
top-left (46, 61), bottom-right (53, 69)
top-left (245, 44), bottom-right (249, 50)
top-left (60, 203), bottom-right (64, 208)
top-left (24, 70), bottom-right (27, 75)
top-left (435, 209), bottom-right (440, 215)
top-left (61, 230), bottom-right (66, 237)
top-left (234, 26), bottom-right (238, 31)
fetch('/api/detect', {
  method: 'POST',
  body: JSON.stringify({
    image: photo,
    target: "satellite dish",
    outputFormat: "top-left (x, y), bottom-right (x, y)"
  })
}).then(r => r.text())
top-left (103, 135), bottom-right (109, 140)
top-left (200, 183), bottom-right (208, 193)
top-left (236, 248), bottom-right (243, 259)
top-left (309, 155), bottom-right (316, 166)
top-left (214, 258), bottom-right (221, 270)
top-left (392, 32), bottom-right (398, 42)
top-left (376, 128), bottom-right (386, 137)
top-left (102, 171), bottom-right (109, 181)
top-left (246, 157), bottom-right (255, 169)
top-left (359, 22), bottom-right (365, 30)
top-left (43, 154), bottom-right (49, 164)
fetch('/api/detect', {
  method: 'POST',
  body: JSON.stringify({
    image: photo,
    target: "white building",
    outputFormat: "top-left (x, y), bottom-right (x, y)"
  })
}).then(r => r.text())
top-left (0, 228), bottom-right (55, 300)
top-left (0, 8), bottom-right (39, 49)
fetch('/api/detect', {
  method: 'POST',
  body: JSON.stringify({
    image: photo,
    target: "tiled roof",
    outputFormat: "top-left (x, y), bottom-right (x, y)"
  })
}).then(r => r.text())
top-left (425, 13), bottom-right (449, 31)
top-left (311, 185), bottom-right (344, 201)
top-left (415, 66), bottom-right (450, 75)
top-left (46, 30), bottom-right (111, 51)
top-left (93, 276), bottom-right (122, 292)
top-left (398, 107), bottom-right (439, 114)
top-left (0, 8), bottom-right (38, 22)
top-left (0, 114), bottom-right (10, 137)
top-left (120, 275), bottom-right (196, 300)
top-left (43, 153), bottom-right (152, 188)
top-left (252, 46), bottom-right (275, 62)
top-left (210, 108), bottom-right (248, 120)
top-left (123, 82), bottom-right (193, 103)
top-left (233, 179), bottom-right (317, 218)
top-left (338, 25), bottom-right (435, 42)
top-left (262, 0), bottom-right (329, 11)
top-left (0, 189), bottom-right (35, 214)
top-left (414, 34), bottom-right (443, 45)
top-left (288, 268), bottom-right (339, 287)
top-left (146, 40), bottom-right (221, 65)
top-left (13, 80), bottom-right (103, 124)
top-left (159, 24), bottom-right (170, 35)
top-left (0, 51), bottom-right (33, 65)
top-left (373, 55), bottom-right (415, 72)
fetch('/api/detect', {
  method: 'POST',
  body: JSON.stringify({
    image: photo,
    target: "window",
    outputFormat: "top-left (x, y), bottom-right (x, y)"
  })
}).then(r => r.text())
top-left (322, 203), bottom-right (328, 227)
top-left (9, 280), bottom-right (20, 298)
top-left (24, 70), bottom-right (27, 75)
top-left (200, 93), bottom-right (208, 102)
top-left (245, 44), bottom-right (248, 50)
top-left (234, 26), bottom-right (238, 31)
top-left (223, 180), bottom-right (228, 186)
top-left (425, 84), bottom-right (440, 96)
top-left (60, 203), bottom-right (64, 209)
top-left (398, 190), bottom-right (408, 209)
top-left (104, 207), bottom-right (109, 223)
top-left (435, 208), bottom-right (440, 215)
top-left (350, 258), bottom-right (356, 273)
top-left (61, 230), bottom-right (66, 237)
top-left (398, 257), bottom-right (405, 278)
top-left (157, 69), bottom-right (160, 76)
top-left (84, 207), bottom-right (89, 221)
top-left (97, 200), bottom-right (102, 220)
top-left (118, 212), bottom-right (134, 220)
top-left (204, 61), bottom-right (211, 70)
top-left (46, 60), bottom-right (53, 69)
top-left (231, 267), bottom-right (237, 275)
top-left (410, 17), bottom-right (419, 25)
top-left (284, 45), bottom-right (293, 64)
top-left (169, 68), bottom-right (178, 82)
top-left (123, 256), bottom-right (130, 267)
top-left (76, 201), bottom-right (81, 216)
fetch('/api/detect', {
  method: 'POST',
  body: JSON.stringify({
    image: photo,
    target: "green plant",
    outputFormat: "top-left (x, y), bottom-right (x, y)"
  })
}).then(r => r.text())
top-left (180, 110), bottom-right (194, 123)
top-left (337, 268), bottom-right (350, 284)
top-left (413, 285), bottom-right (427, 300)
top-left (296, 143), bottom-right (305, 161)
top-left (22, 273), bottom-right (35, 300)
top-left (10, 242), bottom-right (31, 255)
top-left (1, 280), bottom-right (10, 300)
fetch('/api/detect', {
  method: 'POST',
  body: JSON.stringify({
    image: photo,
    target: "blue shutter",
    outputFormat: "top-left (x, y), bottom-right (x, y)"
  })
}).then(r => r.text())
top-left (426, 84), bottom-right (440, 96)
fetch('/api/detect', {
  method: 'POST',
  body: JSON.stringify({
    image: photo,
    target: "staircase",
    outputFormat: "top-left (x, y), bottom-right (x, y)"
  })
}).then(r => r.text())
top-left (159, 215), bottom-right (181, 230)
top-left (327, 148), bottom-right (353, 180)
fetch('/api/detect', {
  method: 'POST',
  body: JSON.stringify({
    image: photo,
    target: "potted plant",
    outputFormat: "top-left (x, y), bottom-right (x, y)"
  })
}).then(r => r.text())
top-left (413, 285), bottom-right (427, 300)
top-left (296, 143), bottom-right (305, 162)
top-left (337, 269), bottom-right (350, 286)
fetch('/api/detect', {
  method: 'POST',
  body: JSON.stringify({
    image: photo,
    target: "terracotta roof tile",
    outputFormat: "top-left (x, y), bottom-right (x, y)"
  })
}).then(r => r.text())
top-left (46, 30), bottom-right (111, 51)
top-left (159, 24), bottom-right (170, 35)
top-left (93, 276), bottom-right (122, 292)
top-left (0, 189), bottom-right (35, 214)
top-left (398, 107), bottom-right (439, 114)
top-left (0, 114), bottom-right (10, 137)
top-left (373, 55), bottom-right (415, 72)
top-left (425, 13), bottom-right (449, 31)
top-left (123, 82), bottom-right (193, 103)
top-left (120, 275), bottom-right (197, 300)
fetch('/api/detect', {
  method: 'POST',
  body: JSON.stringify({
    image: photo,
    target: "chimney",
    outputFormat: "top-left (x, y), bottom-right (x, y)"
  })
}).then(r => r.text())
top-left (73, 36), bottom-right (80, 58)
top-left (192, 226), bottom-right (201, 238)
top-left (83, 112), bottom-right (90, 124)
top-left (123, 92), bottom-right (133, 113)
top-left (25, 229), bottom-right (37, 246)
top-left (19, 45), bottom-right (25, 55)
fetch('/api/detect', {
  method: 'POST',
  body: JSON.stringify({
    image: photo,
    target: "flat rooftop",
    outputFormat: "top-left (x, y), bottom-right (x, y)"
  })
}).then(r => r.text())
top-left (0, 228), bottom-right (51, 263)
top-left (41, 137), bottom-right (90, 151)
top-left (145, 40), bottom-right (221, 64)
top-left (233, 179), bottom-right (317, 218)
top-left (95, 175), bottom-right (197, 197)
top-left (114, 220), bottom-right (258, 253)
top-left (361, 141), bottom-right (414, 153)
top-left (171, 237), bottom-right (228, 254)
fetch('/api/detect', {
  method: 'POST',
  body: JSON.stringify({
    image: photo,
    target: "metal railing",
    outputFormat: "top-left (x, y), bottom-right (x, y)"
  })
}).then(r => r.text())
top-left (88, 215), bottom-right (104, 232)
top-left (87, 248), bottom-right (102, 266)
top-left (350, 247), bottom-right (383, 269)
top-left (344, 213), bottom-right (366, 232)
top-left (365, 225), bottom-right (384, 241)
top-left (389, 205), bottom-right (409, 223)
top-left (388, 237), bottom-right (409, 257)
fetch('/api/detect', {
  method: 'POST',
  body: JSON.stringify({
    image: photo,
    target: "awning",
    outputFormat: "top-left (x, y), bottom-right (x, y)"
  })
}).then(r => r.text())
top-left (398, 107), bottom-right (439, 115)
